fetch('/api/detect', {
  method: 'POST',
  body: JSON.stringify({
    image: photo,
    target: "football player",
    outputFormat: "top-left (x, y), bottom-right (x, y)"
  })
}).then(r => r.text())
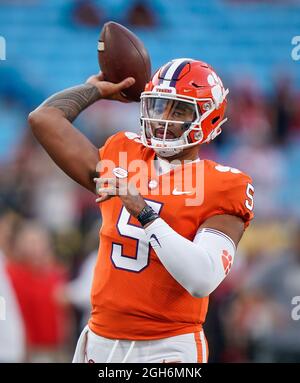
top-left (28, 58), bottom-right (254, 363)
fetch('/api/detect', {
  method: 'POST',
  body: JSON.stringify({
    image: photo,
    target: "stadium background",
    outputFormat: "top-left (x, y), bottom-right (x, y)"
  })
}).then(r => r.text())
top-left (0, 0), bottom-right (300, 363)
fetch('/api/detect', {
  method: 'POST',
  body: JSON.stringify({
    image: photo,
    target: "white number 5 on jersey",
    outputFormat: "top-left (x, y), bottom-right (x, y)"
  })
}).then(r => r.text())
top-left (111, 200), bottom-right (163, 272)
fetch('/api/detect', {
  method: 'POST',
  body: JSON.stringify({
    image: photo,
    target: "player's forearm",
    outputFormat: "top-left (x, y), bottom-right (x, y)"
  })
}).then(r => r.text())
top-left (144, 218), bottom-right (236, 298)
top-left (29, 107), bottom-right (99, 190)
top-left (37, 83), bottom-right (101, 122)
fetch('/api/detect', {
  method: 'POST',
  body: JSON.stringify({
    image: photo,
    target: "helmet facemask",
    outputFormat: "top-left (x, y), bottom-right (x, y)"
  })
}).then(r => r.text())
top-left (140, 92), bottom-right (223, 157)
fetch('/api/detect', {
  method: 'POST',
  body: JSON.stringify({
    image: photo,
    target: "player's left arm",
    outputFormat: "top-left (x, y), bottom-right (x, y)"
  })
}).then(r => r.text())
top-left (143, 174), bottom-right (254, 298)
top-left (144, 214), bottom-right (242, 298)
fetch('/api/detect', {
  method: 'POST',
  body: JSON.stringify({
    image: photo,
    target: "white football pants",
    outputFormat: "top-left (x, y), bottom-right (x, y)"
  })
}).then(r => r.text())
top-left (72, 325), bottom-right (208, 363)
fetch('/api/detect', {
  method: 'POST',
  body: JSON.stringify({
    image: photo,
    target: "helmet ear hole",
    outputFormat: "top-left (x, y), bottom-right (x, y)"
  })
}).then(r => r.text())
top-left (211, 116), bottom-right (220, 125)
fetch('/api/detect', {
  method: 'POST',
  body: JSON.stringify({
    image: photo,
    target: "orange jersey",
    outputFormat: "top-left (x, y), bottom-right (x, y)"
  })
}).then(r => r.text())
top-left (89, 132), bottom-right (254, 340)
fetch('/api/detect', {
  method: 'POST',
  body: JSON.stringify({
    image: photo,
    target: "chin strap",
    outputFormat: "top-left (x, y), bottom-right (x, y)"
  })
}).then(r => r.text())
top-left (153, 147), bottom-right (183, 157)
top-left (150, 137), bottom-right (185, 157)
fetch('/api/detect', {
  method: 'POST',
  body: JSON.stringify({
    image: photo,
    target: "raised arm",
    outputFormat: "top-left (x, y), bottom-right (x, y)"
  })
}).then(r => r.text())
top-left (28, 73), bottom-right (135, 192)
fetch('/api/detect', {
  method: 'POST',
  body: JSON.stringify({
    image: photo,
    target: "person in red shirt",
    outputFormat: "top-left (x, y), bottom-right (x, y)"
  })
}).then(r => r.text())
top-left (6, 222), bottom-right (69, 362)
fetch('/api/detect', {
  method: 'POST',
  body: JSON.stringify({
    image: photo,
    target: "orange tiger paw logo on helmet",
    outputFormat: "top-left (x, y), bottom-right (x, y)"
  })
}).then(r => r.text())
top-left (222, 250), bottom-right (233, 275)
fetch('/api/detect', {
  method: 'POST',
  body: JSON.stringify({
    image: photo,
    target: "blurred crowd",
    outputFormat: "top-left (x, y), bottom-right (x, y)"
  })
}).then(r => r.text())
top-left (69, 0), bottom-right (158, 29)
top-left (1, 0), bottom-right (300, 364)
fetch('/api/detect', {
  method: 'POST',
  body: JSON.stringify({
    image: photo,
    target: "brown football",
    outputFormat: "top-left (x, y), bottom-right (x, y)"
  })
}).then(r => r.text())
top-left (97, 21), bottom-right (151, 102)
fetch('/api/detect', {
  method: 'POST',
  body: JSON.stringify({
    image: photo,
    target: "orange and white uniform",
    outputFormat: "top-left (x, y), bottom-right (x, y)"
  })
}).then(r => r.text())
top-left (87, 131), bottom-right (254, 345)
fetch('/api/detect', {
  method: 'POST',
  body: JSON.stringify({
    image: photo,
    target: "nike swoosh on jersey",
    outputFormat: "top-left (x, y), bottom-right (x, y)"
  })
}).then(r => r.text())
top-left (150, 234), bottom-right (162, 248)
top-left (172, 187), bottom-right (192, 195)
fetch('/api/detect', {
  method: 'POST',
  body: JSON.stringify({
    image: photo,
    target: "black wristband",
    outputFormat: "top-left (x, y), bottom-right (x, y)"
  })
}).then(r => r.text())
top-left (137, 205), bottom-right (159, 227)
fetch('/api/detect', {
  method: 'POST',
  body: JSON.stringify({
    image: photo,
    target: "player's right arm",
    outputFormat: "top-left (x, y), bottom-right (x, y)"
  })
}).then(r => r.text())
top-left (28, 73), bottom-right (135, 192)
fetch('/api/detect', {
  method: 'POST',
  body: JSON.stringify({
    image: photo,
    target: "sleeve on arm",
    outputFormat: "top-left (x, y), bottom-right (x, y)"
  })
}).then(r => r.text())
top-left (98, 133), bottom-right (120, 161)
top-left (98, 131), bottom-right (139, 162)
top-left (218, 172), bottom-right (255, 229)
top-left (145, 218), bottom-right (237, 297)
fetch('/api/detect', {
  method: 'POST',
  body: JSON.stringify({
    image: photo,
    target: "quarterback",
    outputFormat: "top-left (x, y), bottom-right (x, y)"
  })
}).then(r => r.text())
top-left (28, 58), bottom-right (254, 363)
